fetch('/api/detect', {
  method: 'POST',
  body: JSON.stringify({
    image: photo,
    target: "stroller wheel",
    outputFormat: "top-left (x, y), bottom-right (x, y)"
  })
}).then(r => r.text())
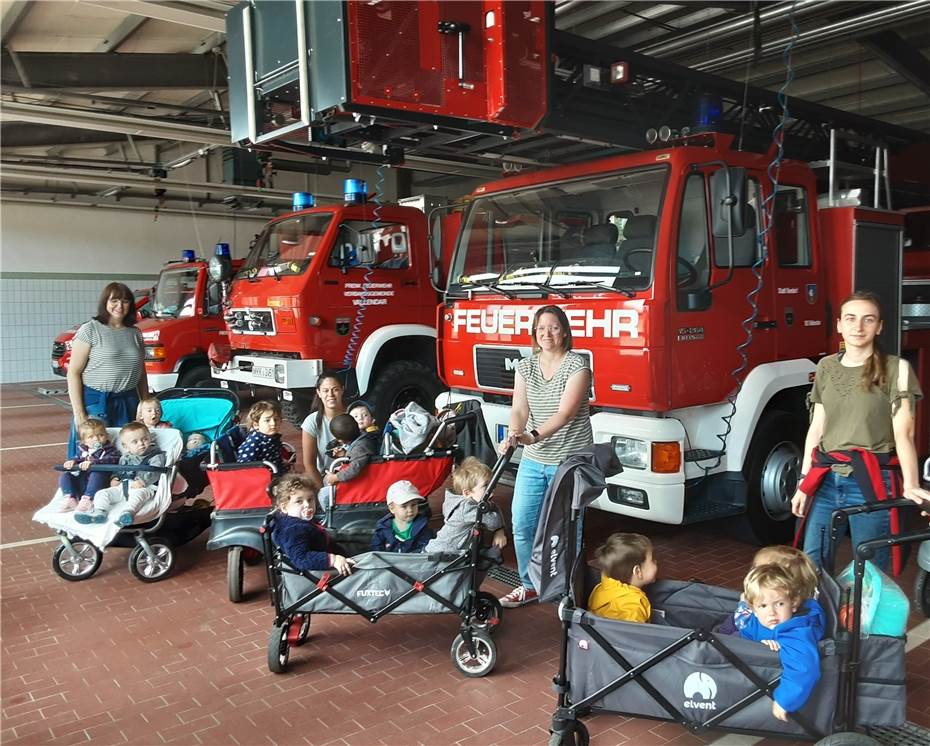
top-left (473, 592), bottom-right (503, 634)
top-left (548, 721), bottom-right (589, 746)
top-left (813, 733), bottom-right (880, 746)
top-left (128, 540), bottom-right (174, 583)
top-left (268, 623), bottom-right (290, 673)
top-left (52, 541), bottom-right (102, 581)
top-left (915, 569), bottom-right (930, 617)
top-left (450, 629), bottom-right (496, 678)
top-left (227, 546), bottom-right (244, 603)
top-left (287, 614), bottom-right (311, 646)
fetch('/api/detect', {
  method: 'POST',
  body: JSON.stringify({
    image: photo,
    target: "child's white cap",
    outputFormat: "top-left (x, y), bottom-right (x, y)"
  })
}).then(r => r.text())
top-left (386, 480), bottom-right (424, 506)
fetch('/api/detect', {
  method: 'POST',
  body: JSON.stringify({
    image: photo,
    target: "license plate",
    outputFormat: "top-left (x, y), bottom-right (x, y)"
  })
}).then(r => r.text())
top-left (497, 424), bottom-right (507, 443)
top-left (253, 365), bottom-right (275, 379)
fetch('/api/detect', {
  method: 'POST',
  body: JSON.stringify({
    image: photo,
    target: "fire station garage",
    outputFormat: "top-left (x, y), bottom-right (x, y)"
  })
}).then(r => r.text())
top-left (2, 2), bottom-right (929, 745)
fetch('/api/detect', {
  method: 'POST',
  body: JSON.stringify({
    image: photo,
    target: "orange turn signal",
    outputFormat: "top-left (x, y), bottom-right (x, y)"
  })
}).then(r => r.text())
top-left (276, 309), bottom-right (296, 331)
top-left (651, 442), bottom-right (681, 473)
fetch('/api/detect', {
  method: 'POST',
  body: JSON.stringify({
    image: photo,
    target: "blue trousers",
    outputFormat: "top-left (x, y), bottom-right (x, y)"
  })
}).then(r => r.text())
top-left (802, 470), bottom-right (891, 573)
top-left (58, 469), bottom-right (111, 499)
top-left (511, 456), bottom-right (559, 590)
top-left (67, 386), bottom-right (139, 458)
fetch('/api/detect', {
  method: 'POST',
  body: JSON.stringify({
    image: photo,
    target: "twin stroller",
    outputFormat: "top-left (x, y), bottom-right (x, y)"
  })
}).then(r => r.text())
top-left (536, 445), bottom-right (929, 745)
top-left (33, 388), bottom-right (238, 583)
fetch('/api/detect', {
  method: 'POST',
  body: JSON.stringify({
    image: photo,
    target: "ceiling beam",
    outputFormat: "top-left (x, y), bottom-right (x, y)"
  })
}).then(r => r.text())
top-left (859, 30), bottom-right (930, 99)
top-left (93, 14), bottom-right (148, 52)
top-left (0, 51), bottom-right (227, 90)
top-left (81, 1), bottom-right (226, 33)
top-left (0, 123), bottom-right (142, 148)
top-left (1, 0), bottom-right (31, 46)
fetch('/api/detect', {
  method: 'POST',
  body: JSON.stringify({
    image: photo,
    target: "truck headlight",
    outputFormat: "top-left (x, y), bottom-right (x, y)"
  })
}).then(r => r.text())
top-left (611, 436), bottom-right (647, 470)
top-left (145, 345), bottom-right (166, 360)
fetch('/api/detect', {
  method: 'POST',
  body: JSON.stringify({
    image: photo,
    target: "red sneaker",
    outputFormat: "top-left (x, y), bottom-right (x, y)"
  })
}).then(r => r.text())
top-left (498, 586), bottom-right (538, 608)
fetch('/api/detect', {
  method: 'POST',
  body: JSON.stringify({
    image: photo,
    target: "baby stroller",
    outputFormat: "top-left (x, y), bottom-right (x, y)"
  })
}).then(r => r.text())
top-left (33, 388), bottom-right (239, 583)
top-left (204, 426), bottom-right (297, 602)
top-left (261, 445), bottom-right (513, 678)
top-left (537, 445), bottom-right (930, 745)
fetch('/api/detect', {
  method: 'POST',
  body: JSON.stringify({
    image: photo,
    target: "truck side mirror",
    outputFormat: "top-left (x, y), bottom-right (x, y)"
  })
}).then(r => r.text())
top-left (336, 243), bottom-right (358, 274)
top-left (711, 167), bottom-right (748, 237)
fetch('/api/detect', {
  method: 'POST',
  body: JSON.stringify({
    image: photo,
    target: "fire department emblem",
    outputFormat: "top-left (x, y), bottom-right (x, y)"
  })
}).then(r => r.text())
top-left (335, 319), bottom-right (351, 336)
top-left (805, 283), bottom-right (817, 305)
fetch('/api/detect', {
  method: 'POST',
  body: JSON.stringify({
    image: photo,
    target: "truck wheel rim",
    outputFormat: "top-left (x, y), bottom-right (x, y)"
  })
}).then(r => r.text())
top-left (760, 441), bottom-right (800, 521)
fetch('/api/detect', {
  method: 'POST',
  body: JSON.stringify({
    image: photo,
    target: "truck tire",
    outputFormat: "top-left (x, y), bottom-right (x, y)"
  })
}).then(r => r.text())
top-left (742, 410), bottom-right (805, 545)
top-left (282, 393), bottom-right (314, 428)
top-left (178, 364), bottom-right (214, 389)
top-left (367, 360), bottom-right (446, 425)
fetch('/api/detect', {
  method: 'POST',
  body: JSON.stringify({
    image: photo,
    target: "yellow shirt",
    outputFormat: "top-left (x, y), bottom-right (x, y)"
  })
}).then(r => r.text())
top-left (587, 575), bottom-right (651, 623)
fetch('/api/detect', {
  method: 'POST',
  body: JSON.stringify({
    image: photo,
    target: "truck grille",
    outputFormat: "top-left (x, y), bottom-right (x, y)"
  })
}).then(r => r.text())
top-left (225, 308), bottom-right (275, 335)
top-left (51, 341), bottom-right (66, 359)
top-left (475, 346), bottom-right (528, 391)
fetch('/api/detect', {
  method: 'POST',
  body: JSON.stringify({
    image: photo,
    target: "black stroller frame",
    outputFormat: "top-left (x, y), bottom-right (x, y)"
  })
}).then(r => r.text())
top-left (260, 447), bottom-right (514, 678)
top-left (549, 497), bottom-right (930, 745)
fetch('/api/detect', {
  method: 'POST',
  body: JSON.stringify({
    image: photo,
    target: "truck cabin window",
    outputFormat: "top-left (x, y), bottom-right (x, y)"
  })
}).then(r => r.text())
top-left (153, 268), bottom-right (199, 318)
top-left (449, 166), bottom-right (668, 294)
top-left (330, 221), bottom-right (411, 270)
top-left (239, 213), bottom-right (333, 279)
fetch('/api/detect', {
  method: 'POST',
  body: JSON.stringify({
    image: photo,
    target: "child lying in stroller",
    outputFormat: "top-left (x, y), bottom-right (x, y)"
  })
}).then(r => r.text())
top-left (74, 421), bottom-right (166, 526)
top-left (270, 475), bottom-right (355, 576)
top-left (425, 457), bottom-right (507, 554)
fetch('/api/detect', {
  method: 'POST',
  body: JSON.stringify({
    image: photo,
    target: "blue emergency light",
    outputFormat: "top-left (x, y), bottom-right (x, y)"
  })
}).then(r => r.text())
top-left (344, 179), bottom-right (368, 204)
top-left (292, 192), bottom-right (315, 211)
top-left (181, 249), bottom-right (196, 262)
top-left (697, 95), bottom-right (722, 127)
top-left (215, 242), bottom-right (230, 257)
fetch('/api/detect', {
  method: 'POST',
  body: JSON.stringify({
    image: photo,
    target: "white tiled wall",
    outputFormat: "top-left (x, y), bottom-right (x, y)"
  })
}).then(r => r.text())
top-left (0, 277), bottom-right (156, 384)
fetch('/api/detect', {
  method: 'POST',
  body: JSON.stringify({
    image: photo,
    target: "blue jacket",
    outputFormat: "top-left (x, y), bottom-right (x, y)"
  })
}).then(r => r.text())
top-left (739, 599), bottom-right (826, 712)
top-left (369, 513), bottom-right (434, 553)
top-left (236, 430), bottom-right (284, 471)
top-left (271, 513), bottom-right (338, 572)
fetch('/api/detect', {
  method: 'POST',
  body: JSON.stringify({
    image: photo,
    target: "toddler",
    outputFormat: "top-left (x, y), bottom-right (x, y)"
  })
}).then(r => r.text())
top-left (185, 431), bottom-right (209, 457)
top-left (720, 545), bottom-right (819, 635)
top-left (137, 397), bottom-right (173, 430)
top-left (424, 457), bottom-right (507, 553)
top-left (236, 400), bottom-right (285, 471)
top-left (587, 533), bottom-right (658, 623)
top-left (348, 400), bottom-right (380, 439)
top-left (318, 414), bottom-right (379, 513)
top-left (57, 418), bottom-right (120, 512)
top-left (270, 475), bottom-right (354, 575)
top-left (370, 480), bottom-right (435, 553)
top-left (739, 563), bottom-right (826, 722)
top-left (74, 422), bottom-right (166, 526)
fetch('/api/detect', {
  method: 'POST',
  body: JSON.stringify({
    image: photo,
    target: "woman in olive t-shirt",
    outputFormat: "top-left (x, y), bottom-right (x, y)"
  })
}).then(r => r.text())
top-left (790, 291), bottom-right (929, 571)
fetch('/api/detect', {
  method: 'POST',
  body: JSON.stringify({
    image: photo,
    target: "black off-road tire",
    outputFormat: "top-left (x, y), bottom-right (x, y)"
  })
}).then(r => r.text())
top-left (367, 360), bottom-right (446, 426)
top-left (178, 364), bottom-right (214, 389)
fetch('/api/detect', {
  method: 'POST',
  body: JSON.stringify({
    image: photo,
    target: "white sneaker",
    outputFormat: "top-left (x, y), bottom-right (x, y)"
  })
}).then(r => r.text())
top-left (498, 586), bottom-right (538, 608)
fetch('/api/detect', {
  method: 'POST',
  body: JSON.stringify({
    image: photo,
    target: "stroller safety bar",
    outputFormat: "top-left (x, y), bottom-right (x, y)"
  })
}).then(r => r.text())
top-left (54, 463), bottom-right (171, 474)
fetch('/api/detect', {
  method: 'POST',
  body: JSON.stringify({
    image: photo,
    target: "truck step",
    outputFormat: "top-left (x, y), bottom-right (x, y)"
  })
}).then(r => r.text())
top-left (684, 449), bottom-right (725, 463)
top-left (682, 499), bottom-right (743, 525)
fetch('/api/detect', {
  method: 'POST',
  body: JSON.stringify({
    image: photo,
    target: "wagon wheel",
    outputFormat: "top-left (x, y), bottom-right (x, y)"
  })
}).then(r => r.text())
top-left (227, 546), bottom-right (244, 603)
top-left (915, 568), bottom-right (930, 617)
top-left (52, 541), bottom-right (102, 581)
top-left (473, 591), bottom-right (503, 634)
top-left (288, 614), bottom-right (311, 646)
top-left (267, 623), bottom-right (290, 673)
top-left (547, 721), bottom-right (589, 746)
top-left (812, 732), bottom-right (880, 746)
top-left (450, 629), bottom-right (496, 678)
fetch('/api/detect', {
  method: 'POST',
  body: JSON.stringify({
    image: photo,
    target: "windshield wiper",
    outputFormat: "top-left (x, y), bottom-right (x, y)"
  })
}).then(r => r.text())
top-left (523, 282), bottom-right (570, 298)
top-left (554, 281), bottom-right (635, 298)
top-left (464, 279), bottom-right (517, 299)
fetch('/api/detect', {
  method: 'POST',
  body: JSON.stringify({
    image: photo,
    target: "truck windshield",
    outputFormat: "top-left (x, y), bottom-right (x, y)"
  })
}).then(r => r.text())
top-left (239, 213), bottom-right (333, 279)
top-left (449, 166), bottom-right (668, 294)
top-left (152, 267), bottom-right (199, 318)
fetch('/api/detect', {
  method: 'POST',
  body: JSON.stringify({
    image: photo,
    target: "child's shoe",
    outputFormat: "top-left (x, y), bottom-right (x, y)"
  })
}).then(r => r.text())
top-left (116, 511), bottom-right (135, 527)
top-left (75, 496), bottom-right (93, 513)
top-left (75, 509), bottom-right (108, 525)
top-left (57, 496), bottom-right (79, 512)
top-left (498, 586), bottom-right (538, 608)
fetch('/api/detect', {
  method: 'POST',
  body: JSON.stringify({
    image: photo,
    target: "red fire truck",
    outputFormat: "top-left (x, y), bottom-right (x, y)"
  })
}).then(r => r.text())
top-left (52, 253), bottom-right (242, 391)
top-left (208, 188), bottom-right (447, 425)
top-left (435, 131), bottom-right (930, 543)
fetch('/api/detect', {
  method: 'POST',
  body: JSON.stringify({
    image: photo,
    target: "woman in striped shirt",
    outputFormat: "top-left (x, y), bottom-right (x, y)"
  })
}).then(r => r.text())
top-left (498, 305), bottom-right (593, 608)
top-left (66, 282), bottom-right (148, 458)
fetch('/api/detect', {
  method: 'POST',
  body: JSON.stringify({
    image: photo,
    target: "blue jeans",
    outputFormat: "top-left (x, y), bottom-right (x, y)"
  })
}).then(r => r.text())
top-left (511, 456), bottom-right (559, 590)
top-left (67, 386), bottom-right (139, 458)
top-left (802, 470), bottom-right (891, 573)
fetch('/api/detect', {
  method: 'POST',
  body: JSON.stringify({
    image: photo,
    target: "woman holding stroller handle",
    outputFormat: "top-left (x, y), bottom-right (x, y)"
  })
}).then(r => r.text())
top-left (498, 305), bottom-right (593, 608)
top-left (300, 372), bottom-right (347, 489)
top-left (790, 291), bottom-right (928, 574)
top-left (66, 282), bottom-right (148, 458)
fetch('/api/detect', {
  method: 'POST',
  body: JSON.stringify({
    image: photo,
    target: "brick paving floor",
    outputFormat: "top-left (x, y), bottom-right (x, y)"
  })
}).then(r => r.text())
top-left (2, 382), bottom-right (928, 745)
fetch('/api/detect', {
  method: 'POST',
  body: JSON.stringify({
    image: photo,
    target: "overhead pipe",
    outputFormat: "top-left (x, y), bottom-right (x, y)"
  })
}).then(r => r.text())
top-left (695, 0), bottom-right (930, 74)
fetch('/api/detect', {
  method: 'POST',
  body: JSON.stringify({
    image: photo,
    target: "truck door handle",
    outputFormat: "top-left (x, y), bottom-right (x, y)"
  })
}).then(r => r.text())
top-left (754, 320), bottom-right (777, 329)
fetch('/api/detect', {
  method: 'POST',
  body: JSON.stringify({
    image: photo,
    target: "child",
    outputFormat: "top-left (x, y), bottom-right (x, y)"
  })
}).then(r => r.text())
top-left (236, 400), bottom-right (285, 471)
top-left (185, 432), bottom-right (209, 457)
top-left (348, 400), bottom-right (380, 438)
top-left (739, 563), bottom-right (826, 722)
top-left (74, 421), bottom-right (166, 526)
top-left (424, 457), bottom-right (507, 554)
top-left (370, 480), bottom-right (435, 553)
top-left (587, 533), bottom-right (658, 623)
top-left (270, 475), bottom-right (354, 575)
top-left (318, 414), bottom-right (379, 513)
top-left (720, 545), bottom-right (819, 635)
top-left (137, 397), bottom-right (173, 430)
top-left (57, 418), bottom-right (120, 512)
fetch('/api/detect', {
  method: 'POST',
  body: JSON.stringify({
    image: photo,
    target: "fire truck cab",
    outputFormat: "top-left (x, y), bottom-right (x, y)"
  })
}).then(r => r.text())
top-left (437, 132), bottom-right (916, 544)
top-left (210, 189), bottom-right (446, 425)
